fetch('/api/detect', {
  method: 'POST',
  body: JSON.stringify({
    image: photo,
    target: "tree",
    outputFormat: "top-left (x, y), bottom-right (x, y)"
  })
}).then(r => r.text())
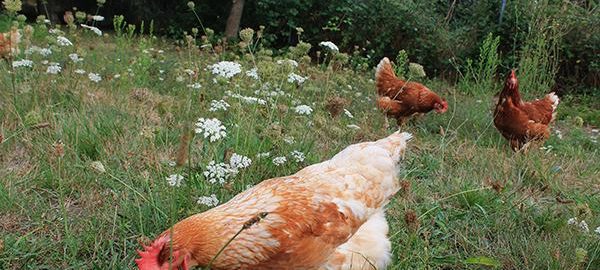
top-left (224, 0), bottom-right (245, 39)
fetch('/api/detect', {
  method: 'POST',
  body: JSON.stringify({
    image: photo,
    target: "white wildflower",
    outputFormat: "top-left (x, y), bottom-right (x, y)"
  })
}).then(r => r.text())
top-left (209, 99), bottom-right (230, 112)
top-left (25, 46), bottom-right (40, 55)
top-left (287, 73), bottom-right (307, 84)
top-left (46, 63), bottom-right (61, 74)
top-left (567, 217), bottom-right (578, 225)
top-left (197, 194), bottom-right (219, 207)
top-left (114, 74), bottom-right (121, 79)
top-left (208, 61), bottom-right (242, 78)
top-left (48, 29), bottom-right (62, 35)
top-left (579, 220), bottom-right (590, 233)
top-left (195, 118), bottom-right (227, 142)
top-left (290, 150), bottom-right (305, 163)
top-left (294, 105), bottom-right (313, 115)
top-left (344, 109), bottom-right (354, 118)
top-left (277, 59), bottom-right (298, 67)
top-left (56, 36), bottom-right (73, 46)
top-left (228, 92), bottom-right (267, 105)
top-left (183, 69), bottom-right (195, 76)
top-left (283, 136), bottom-right (295, 144)
top-left (319, 41), bottom-right (339, 52)
top-left (88, 72), bottom-right (102, 83)
top-left (203, 161), bottom-right (233, 184)
top-left (92, 15), bottom-right (105, 21)
top-left (256, 152), bottom-right (271, 158)
top-left (74, 69), bottom-right (86, 74)
top-left (69, 53), bottom-right (83, 63)
top-left (230, 153), bottom-right (252, 170)
top-left (187, 83), bottom-right (202, 89)
top-left (166, 174), bottom-right (184, 187)
top-left (246, 68), bottom-right (259, 80)
top-left (39, 48), bottom-right (52, 57)
top-left (347, 124), bottom-right (361, 130)
top-left (80, 24), bottom-right (103, 36)
top-left (12, 59), bottom-right (33, 68)
top-left (595, 226), bottom-right (600, 235)
top-left (272, 156), bottom-right (287, 166)
top-left (90, 161), bottom-right (106, 173)
top-left (555, 130), bottom-right (563, 139)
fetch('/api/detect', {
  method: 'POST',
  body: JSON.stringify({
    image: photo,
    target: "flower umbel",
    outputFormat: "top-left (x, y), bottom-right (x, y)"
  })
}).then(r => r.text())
top-left (197, 194), bottom-right (219, 207)
top-left (195, 118), bottom-right (227, 142)
top-left (166, 174), bottom-right (184, 187)
top-left (208, 61), bottom-right (242, 79)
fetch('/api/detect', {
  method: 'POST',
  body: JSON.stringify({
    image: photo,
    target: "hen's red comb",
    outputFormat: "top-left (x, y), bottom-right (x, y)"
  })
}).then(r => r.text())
top-left (135, 234), bottom-right (169, 270)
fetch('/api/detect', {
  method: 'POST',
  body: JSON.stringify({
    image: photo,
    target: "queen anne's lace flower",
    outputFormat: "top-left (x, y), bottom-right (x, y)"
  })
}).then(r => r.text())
top-left (39, 48), bottom-right (52, 57)
top-left (246, 68), bottom-right (259, 80)
top-left (230, 153), bottom-right (252, 170)
top-left (92, 15), bottom-right (104, 21)
top-left (195, 118), bottom-right (226, 142)
top-left (272, 156), bottom-right (287, 166)
top-left (46, 63), bottom-right (61, 74)
top-left (203, 161), bottom-right (233, 184)
top-left (595, 226), bottom-right (600, 235)
top-left (88, 72), bottom-right (101, 83)
top-left (187, 83), bottom-right (202, 89)
top-left (256, 152), bottom-right (270, 158)
top-left (319, 41), bottom-right (339, 52)
top-left (277, 59), bottom-right (298, 67)
top-left (290, 150), bottom-right (305, 163)
top-left (166, 174), bottom-right (184, 187)
top-left (578, 220), bottom-right (590, 233)
top-left (209, 100), bottom-right (230, 112)
top-left (208, 61), bottom-right (242, 78)
top-left (69, 53), bottom-right (83, 63)
top-left (227, 92), bottom-right (267, 105)
top-left (287, 73), bottom-right (307, 84)
top-left (12, 59), bottom-right (33, 68)
top-left (74, 69), bottom-right (86, 74)
top-left (197, 194), bottom-right (219, 207)
top-left (567, 217), bottom-right (590, 233)
top-left (56, 36), bottom-right (72, 46)
top-left (294, 105), bottom-right (313, 115)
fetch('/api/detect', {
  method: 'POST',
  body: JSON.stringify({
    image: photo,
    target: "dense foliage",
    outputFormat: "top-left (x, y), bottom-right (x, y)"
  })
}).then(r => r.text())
top-left (7, 0), bottom-right (598, 92)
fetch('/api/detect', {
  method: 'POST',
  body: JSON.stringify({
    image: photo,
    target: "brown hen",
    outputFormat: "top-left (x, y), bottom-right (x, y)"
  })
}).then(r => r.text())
top-left (375, 57), bottom-right (448, 125)
top-left (493, 70), bottom-right (559, 151)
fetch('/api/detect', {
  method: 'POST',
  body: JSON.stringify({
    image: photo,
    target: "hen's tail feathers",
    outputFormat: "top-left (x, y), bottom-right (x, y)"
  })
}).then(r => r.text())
top-left (377, 131), bottom-right (412, 162)
top-left (546, 92), bottom-right (560, 121)
top-left (375, 57), bottom-right (398, 96)
top-left (324, 210), bottom-right (392, 270)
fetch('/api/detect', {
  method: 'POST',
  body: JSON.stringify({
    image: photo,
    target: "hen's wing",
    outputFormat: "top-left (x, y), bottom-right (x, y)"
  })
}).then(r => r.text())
top-left (520, 92), bottom-right (559, 124)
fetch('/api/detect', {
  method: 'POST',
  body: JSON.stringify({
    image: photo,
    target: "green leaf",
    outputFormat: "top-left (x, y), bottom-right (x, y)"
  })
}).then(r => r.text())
top-left (464, 256), bottom-right (501, 267)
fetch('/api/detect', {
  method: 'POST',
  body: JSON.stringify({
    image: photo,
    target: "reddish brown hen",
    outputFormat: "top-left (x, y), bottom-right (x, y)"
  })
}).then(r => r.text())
top-left (375, 57), bottom-right (448, 125)
top-left (493, 70), bottom-right (559, 151)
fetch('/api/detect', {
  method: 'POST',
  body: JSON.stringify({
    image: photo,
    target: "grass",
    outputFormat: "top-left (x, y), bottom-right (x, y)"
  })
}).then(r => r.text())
top-left (1, 20), bottom-right (599, 270)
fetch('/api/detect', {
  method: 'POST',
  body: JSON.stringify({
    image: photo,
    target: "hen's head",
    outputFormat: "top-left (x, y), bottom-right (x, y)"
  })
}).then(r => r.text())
top-left (136, 234), bottom-right (191, 270)
top-left (505, 70), bottom-right (519, 91)
top-left (434, 99), bottom-right (448, 113)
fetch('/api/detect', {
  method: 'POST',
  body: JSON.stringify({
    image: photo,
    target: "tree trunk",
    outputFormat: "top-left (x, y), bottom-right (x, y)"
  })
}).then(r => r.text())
top-left (224, 0), bottom-right (245, 39)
